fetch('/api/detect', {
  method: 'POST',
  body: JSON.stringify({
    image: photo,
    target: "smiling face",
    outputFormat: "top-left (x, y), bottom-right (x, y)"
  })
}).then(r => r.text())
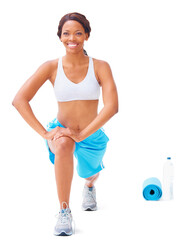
top-left (60, 20), bottom-right (89, 54)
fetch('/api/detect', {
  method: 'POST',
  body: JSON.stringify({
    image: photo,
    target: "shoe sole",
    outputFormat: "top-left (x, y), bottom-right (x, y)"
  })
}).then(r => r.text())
top-left (54, 231), bottom-right (72, 236)
top-left (82, 206), bottom-right (97, 211)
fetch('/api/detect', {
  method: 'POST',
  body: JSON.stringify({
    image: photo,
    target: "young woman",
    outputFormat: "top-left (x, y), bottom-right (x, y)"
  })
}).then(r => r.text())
top-left (12, 12), bottom-right (118, 236)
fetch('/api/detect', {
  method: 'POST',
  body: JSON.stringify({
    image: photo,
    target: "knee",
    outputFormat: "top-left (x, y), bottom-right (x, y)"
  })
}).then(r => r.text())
top-left (55, 137), bottom-right (75, 155)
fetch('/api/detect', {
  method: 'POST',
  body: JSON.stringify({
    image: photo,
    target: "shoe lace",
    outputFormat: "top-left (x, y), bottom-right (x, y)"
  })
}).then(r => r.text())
top-left (59, 211), bottom-right (70, 224)
top-left (55, 202), bottom-right (74, 228)
top-left (85, 189), bottom-right (96, 203)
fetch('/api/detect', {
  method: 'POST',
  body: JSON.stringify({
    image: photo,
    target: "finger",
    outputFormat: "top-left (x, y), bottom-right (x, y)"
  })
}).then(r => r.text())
top-left (53, 133), bottom-right (64, 141)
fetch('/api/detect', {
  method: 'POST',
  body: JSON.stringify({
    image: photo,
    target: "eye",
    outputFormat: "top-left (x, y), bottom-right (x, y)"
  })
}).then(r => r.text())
top-left (63, 32), bottom-right (69, 36)
top-left (76, 32), bottom-right (82, 36)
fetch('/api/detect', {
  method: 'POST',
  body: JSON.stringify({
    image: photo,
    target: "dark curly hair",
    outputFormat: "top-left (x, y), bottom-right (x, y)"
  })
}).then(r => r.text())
top-left (57, 12), bottom-right (91, 55)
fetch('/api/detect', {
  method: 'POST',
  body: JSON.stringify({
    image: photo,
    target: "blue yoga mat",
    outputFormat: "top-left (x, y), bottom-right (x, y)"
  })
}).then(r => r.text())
top-left (143, 177), bottom-right (162, 201)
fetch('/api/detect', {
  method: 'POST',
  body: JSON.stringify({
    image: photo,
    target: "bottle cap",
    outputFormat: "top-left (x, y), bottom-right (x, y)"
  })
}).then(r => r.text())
top-left (167, 157), bottom-right (171, 160)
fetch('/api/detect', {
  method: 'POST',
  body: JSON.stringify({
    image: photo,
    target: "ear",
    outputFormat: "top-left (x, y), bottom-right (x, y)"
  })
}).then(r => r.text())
top-left (85, 33), bottom-right (89, 41)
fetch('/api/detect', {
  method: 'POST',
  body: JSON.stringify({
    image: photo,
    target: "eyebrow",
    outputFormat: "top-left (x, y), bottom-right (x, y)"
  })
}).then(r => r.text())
top-left (63, 29), bottom-right (83, 32)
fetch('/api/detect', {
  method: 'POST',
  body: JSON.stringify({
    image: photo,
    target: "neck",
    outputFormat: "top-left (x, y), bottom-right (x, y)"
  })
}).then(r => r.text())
top-left (64, 50), bottom-right (88, 65)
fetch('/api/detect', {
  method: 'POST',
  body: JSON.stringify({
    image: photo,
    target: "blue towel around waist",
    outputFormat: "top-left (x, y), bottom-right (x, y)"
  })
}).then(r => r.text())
top-left (143, 177), bottom-right (162, 201)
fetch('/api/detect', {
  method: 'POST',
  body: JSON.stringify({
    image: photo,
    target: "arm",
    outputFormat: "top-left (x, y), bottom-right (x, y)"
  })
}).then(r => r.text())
top-left (79, 61), bottom-right (118, 140)
top-left (59, 60), bottom-right (118, 142)
top-left (12, 61), bottom-right (59, 139)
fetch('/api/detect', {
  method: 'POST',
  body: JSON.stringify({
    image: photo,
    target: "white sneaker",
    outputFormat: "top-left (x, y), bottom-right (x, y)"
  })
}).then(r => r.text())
top-left (54, 202), bottom-right (73, 236)
top-left (82, 185), bottom-right (97, 211)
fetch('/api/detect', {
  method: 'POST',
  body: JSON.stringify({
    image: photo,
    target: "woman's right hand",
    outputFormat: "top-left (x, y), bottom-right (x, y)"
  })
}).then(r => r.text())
top-left (43, 127), bottom-right (65, 141)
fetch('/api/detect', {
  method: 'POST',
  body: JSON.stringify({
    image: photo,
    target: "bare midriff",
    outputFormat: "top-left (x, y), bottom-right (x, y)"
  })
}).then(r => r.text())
top-left (57, 100), bottom-right (99, 133)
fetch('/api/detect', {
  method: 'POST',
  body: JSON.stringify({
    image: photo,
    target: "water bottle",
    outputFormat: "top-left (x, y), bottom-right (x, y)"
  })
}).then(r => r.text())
top-left (162, 157), bottom-right (174, 200)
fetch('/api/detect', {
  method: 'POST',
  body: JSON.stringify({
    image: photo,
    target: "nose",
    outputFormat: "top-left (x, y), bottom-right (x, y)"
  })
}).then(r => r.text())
top-left (69, 34), bottom-right (76, 41)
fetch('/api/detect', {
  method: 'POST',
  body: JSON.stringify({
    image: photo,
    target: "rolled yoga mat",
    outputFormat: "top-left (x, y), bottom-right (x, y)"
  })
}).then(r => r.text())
top-left (143, 177), bottom-right (162, 201)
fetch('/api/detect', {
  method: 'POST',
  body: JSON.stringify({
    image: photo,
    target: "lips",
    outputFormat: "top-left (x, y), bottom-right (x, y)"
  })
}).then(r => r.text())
top-left (67, 42), bottom-right (78, 48)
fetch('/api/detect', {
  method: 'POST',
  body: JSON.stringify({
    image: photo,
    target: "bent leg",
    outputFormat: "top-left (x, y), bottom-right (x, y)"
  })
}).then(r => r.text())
top-left (48, 137), bottom-right (75, 209)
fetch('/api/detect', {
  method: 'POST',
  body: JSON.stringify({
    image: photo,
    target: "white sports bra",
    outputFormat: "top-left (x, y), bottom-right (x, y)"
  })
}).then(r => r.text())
top-left (54, 56), bottom-right (100, 102)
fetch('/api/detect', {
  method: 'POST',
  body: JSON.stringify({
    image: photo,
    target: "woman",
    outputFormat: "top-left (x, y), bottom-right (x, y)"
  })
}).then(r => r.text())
top-left (12, 12), bottom-right (118, 236)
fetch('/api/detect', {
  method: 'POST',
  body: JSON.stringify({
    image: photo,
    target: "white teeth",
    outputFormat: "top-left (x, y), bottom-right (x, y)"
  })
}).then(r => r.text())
top-left (68, 43), bottom-right (77, 47)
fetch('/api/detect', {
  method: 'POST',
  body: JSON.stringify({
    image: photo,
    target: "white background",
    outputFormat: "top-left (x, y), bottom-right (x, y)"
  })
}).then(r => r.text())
top-left (1, 0), bottom-right (182, 239)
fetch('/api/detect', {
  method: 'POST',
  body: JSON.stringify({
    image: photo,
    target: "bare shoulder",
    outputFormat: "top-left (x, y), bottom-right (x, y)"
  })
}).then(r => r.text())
top-left (92, 58), bottom-right (111, 70)
top-left (48, 58), bottom-right (59, 67)
top-left (41, 58), bottom-right (59, 75)
top-left (92, 58), bottom-right (118, 108)
top-left (92, 58), bottom-right (113, 85)
top-left (39, 58), bottom-right (59, 84)
top-left (12, 58), bottom-right (60, 102)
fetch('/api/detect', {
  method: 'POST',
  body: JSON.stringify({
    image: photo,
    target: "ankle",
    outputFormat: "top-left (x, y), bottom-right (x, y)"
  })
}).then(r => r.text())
top-left (60, 201), bottom-right (69, 210)
top-left (85, 182), bottom-right (94, 188)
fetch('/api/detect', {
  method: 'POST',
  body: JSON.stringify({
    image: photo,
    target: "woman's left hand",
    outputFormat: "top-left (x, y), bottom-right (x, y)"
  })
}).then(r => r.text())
top-left (53, 127), bottom-right (82, 142)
